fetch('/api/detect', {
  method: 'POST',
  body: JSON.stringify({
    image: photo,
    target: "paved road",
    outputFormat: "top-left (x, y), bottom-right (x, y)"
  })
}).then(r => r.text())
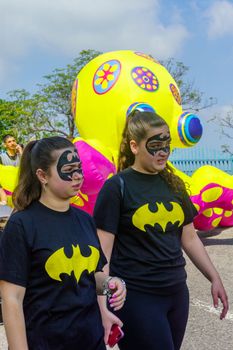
top-left (181, 227), bottom-right (233, 350)
top-left (0, 227), bottom-right (232, 349)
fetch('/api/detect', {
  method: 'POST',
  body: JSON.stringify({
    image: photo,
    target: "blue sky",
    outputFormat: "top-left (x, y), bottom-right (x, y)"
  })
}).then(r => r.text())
top-left (1, 0), bottom-right (233, 151)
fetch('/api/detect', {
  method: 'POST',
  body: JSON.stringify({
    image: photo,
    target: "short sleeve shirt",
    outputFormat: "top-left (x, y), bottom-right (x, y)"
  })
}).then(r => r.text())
top-left (0, 201), bottom-right (107, 349)
top-left (0, 152), bottom-right (20, 166)
top-left (94, 168), bottom-right (197, 294)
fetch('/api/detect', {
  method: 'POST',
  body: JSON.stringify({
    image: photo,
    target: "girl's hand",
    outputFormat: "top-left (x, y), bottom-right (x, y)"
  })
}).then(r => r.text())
top-left (108, 277), bottom-right (127, 311)
top-left (211, 278), bottom-right (228, 319)
top-left (100, 308), bottom-right (123, 345)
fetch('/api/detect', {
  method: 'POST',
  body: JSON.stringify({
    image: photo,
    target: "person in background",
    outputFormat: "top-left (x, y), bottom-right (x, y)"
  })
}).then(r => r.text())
top-left (94, 110), bottom-right (228, 350)
top-left (0, 136), bottom-right (126, 350)
top-left (0, 134), bottom-right (23, 166)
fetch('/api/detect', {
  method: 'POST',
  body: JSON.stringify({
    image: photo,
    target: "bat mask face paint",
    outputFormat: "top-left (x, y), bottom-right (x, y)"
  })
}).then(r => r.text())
top-left (145, 132), bottom-right (171, 156)
top-left (57, 149), bottom-right (83, 181)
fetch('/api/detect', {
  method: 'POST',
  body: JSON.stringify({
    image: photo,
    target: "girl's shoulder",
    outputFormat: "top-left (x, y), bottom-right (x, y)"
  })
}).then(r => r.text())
top-left (6, 206), bottom-right (35, 233)
top-left (9, 208), bottom-right (31, 222)
top-left (70, 205), bottom-right (92, 220)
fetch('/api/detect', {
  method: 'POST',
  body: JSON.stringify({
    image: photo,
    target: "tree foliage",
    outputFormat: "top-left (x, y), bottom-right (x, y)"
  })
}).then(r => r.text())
top-left (161, 58), bottom-right (216, 112)
top-left (0, 99), bottom-right (16, 140)
top-left (0, 50), bottom-right (101, 144)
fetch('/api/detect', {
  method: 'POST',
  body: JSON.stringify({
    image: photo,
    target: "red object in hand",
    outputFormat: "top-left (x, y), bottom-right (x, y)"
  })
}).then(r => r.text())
top-left (108, 324), bottom-right (124, 347)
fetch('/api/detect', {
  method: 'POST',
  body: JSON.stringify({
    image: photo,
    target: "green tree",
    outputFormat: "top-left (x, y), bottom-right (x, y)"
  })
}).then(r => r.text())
top-left (0, 98), bottom-right (21, 150)
top-left (35, 49), bottom-right (102, 140)
top-left (0, 49), bottom-right (102, 143)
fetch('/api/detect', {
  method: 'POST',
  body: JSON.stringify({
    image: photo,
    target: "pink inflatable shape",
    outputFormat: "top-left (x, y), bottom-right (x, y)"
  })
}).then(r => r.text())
top-left (191, 183), bottom-right (233, 230)
top-left (191, 183), bottom-right (233, 211)
top-left (71, 139), bottom-right (116, 214)
top-left (220, 211), bottom-right (233, 227)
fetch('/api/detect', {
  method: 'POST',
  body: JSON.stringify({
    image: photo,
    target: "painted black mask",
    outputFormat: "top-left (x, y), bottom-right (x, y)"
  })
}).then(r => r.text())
top-left (57, 149), bottom-right (83, 181)
top-left (145, 133), bottom-right (171, 156)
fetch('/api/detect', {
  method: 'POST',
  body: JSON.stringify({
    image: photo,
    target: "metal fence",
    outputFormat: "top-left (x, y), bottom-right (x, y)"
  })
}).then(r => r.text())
top-left (169, 148), bottom-right (233, 176)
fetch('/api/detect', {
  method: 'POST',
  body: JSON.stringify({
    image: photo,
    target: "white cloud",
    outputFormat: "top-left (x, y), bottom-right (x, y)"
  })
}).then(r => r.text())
top-left (0, 0), bottom-right (189, 78)
top-left (205, 0), bottom-right (233, 38)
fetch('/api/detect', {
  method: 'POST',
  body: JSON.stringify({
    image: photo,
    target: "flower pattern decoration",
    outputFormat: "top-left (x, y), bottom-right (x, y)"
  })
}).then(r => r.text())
top-left (131, 67), bottom-right (159, 92)
top-left (93, 60), bottom-right (121, 94)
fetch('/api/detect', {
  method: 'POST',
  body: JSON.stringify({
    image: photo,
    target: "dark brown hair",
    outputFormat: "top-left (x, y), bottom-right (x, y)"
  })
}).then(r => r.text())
top-left (118, 110), bottom-right (187, 194)
top-left (13, 136), bottom-right (74, 211)
top-left (3, 134), bottom-right (15, 143)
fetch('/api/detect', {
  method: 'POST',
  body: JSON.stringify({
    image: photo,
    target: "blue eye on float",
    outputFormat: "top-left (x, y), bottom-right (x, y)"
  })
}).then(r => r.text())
top-left (126, 102), bottom-right (155, 117)
top-left (178, 112), bottom-right (203, 146)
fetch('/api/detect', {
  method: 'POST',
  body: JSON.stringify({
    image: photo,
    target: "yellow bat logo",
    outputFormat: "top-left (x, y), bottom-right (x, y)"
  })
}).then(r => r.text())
top-left (132, 201), bottom-right (184, 233)
top-left (45, 244), bottom-right (100, 283)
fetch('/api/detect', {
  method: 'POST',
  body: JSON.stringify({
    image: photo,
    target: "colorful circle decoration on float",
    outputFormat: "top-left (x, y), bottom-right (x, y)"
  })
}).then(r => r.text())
top-left (134, 52), bottom-right (161, 64)
top-left (177, 112), bottom-right (203, 146)
top-left (93, 60), bottom-right (121, 94)
top-left (170, 83), bottom-right (181, 105)
top-left (126, 102), bottom-right (155, 116)
top-left (71, 78), bottom-right (78, 117)
top-left (131, 67), bottom-right (159, 92)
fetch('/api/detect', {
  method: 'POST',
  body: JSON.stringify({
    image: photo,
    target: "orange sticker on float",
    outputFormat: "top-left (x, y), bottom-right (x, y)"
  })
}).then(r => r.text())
top-left (170, 83), bottom-right (181, 105)
top-left (71, 78), bottom-right (78, 117)
top-left (134, 52), bottom-right (161, 64)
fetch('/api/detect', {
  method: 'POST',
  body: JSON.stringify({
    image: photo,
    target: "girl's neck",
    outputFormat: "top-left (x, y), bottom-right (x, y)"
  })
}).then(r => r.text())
top-left (39, 193), bottom-right (70, 212)
top-left (131, 164), bottom-right (158, 175)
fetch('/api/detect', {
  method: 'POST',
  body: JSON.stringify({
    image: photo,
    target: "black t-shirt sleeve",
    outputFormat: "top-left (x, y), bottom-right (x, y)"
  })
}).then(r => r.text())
top-left (93, 176), bottom-right (121, 235)
top-left (87, 214), bottom-right (107, 272)
top-left (0, 218), bottom-right (31, 287)
top-left (96, 247), bottom-right (107, 272)
top-left (182, 190), bottom-right (198, 226)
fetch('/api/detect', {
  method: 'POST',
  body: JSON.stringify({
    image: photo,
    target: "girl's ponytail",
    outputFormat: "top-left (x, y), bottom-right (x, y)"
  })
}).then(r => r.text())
top-left (118, 120), bottom-right (135, 171)
top-left (13, 141), bottom-right (41, 211)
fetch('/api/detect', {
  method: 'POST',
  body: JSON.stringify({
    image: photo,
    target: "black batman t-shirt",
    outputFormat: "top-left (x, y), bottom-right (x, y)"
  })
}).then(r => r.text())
top-left (0, 201), bottom-right (106, 350)
top-left (94, 167), bottom-right (197, 294)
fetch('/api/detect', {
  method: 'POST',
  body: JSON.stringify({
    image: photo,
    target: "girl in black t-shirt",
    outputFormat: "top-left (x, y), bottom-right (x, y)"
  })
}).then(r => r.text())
top-left (0, 136), bottom-right (126, 350)
top-left (94, 111), bottom-right (228, 350)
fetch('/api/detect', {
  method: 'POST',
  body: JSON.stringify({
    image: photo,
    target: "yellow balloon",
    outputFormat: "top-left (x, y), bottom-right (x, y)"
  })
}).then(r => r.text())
top-left (72, 50), bottom-right (203, 164)
top-left (0, 165), bottom-right (19, 207)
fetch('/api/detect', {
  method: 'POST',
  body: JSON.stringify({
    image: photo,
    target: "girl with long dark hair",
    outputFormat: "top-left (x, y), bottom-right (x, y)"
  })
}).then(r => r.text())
top-left (0, 136), bottom-right (126, 350)
top-left (94, 111), bottom-right (228, 350)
